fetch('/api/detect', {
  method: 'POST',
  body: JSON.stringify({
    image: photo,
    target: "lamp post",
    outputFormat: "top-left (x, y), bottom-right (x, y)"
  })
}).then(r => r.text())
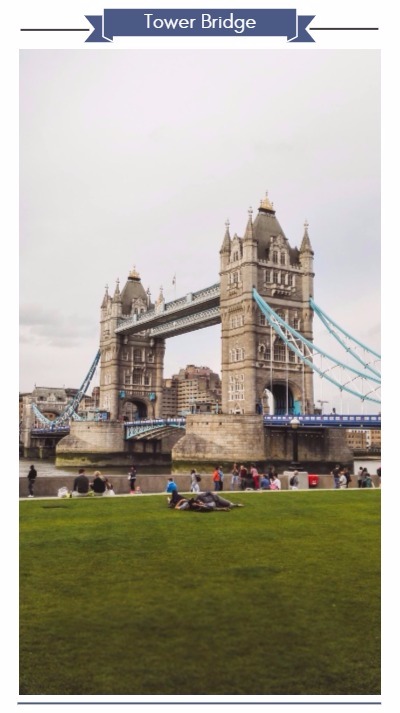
top-left (289, 416), bottom-right (302, 471)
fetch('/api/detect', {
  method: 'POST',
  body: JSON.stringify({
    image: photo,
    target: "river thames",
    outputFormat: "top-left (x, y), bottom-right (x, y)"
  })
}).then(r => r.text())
top-left (18, 458), bottom-right (172, 479)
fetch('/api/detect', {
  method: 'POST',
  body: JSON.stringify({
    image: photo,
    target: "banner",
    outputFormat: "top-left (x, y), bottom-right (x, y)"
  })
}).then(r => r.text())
top-left (86, 8), bottom-right (315, 43)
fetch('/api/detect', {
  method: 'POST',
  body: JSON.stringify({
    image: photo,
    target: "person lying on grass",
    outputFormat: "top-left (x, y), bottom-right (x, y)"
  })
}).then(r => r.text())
top-left (167, 490), bottom-right (244, 511)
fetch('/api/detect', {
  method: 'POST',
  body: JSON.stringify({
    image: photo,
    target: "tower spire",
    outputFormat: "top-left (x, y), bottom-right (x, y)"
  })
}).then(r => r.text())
top-left (300, 219), bottom-right (313, 253)
top-left (220, 218), bottom-right (231, 253)
top-left (243, 206), bottom-right (254, 241)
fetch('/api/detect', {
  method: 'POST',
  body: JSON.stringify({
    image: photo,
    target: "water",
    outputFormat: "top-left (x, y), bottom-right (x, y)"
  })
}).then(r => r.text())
top-left (19, 458), bottom-right (171, 478)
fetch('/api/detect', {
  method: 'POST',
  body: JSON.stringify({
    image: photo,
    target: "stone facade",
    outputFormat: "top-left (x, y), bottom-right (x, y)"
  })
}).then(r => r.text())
top-left (219, 194), bottom-right (314, 417)
top-left (171, 413), bottom-right (266, 471)
top-left (99, 268), bottom-right (165, 420)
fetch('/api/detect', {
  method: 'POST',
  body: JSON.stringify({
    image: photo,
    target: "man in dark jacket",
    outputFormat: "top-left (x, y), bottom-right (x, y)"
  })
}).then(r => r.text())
top-left (72, 468), bottom-right (90, 496)
top-left (27, 465), bottom-right (37, 497)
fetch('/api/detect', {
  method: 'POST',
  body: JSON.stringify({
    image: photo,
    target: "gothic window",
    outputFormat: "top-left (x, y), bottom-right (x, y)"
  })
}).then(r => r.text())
top-left (124, 372), bottom-right (131, 385)
top-left (132, 371), bottom-right (142, 385)
top-left (288, 349), bottom-right (296, 363)
top-left (134, 349), bottom-right (142, 363)
top-left (233, 251), bottom-right (239, 261)
top-left (288, 274), bottom-right (294, 287)
top-left (272, 251), bottom-right (278, 264)
top-left (273, 270), bottom-right (279, 284)
top-left (274, 339), bottom-right (286, 362)
top-left (259, 314), bottom-right (266, 326)
top-left (280, 252), bottom-right (286, 266)
top-left (144, 374), bottom-right (151, 386)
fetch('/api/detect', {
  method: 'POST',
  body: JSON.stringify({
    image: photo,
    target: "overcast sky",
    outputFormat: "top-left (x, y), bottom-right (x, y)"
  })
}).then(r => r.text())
top-left (19, 49), bottom-right (381, 413)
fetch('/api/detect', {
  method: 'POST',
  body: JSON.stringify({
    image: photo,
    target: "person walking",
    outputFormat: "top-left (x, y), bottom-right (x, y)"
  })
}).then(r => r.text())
top-left (218, 466), bottom-right (224, 491)
top-left (190, 469), bottom-right (201, 493)
top-left (27, 465), bottom-right (37, 497)
top-left (231, 463), bottom-right (240, 490)
top-left (289, 470), bottom-right (299, 490)
top-left (332, 464), bottom-right (341, 489)
top-left (128, 465), bottom-right (137, 494)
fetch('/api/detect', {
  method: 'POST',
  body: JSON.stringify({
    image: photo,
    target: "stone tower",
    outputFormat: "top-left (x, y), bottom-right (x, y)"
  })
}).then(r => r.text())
top-left (99, 267), bottom-right (165, 420)
top-left (219, 193), bottom-right (315, 416)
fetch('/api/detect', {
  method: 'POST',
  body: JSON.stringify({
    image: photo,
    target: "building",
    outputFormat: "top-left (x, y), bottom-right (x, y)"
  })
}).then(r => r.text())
top-left (162, 365), bottom-right (222, 417)
top-left (99, 267), bottom-right (165, 420)
top-left (346, 429), bottom-right (381, 452)
top-left (219, 194), bottom-right (315, 416)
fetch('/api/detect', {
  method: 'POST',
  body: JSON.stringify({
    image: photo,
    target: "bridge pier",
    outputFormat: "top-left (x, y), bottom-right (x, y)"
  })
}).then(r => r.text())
top-left (171, 414), bottom-right (355, 474)
top-left (171, 414), bottom-right (266, 472)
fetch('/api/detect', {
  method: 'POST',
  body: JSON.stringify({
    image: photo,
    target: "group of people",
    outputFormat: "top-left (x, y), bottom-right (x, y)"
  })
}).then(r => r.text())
top-left (331, 465), bottom-right (378, 489)
top-left (71, 468), bottom-right (115, 497)
top-left (331, 465), bottom-right (352, 489)
top-left (356, 467), bottom-right (376, 489)
top-left (168, 489), bottom-right (244, 512)
top-left (230, 463), bottom-right (281, 491)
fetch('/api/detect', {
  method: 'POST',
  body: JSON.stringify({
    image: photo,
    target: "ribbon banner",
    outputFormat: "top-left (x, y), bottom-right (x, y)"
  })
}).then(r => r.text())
top-left (85, 9), bottom-right (315, 43)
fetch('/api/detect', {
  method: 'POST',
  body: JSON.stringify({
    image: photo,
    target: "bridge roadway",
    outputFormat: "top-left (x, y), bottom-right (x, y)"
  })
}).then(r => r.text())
top-left (115, 283), bottom-right (221, 338)
top-left (30, 414), bottom-right (381, 438)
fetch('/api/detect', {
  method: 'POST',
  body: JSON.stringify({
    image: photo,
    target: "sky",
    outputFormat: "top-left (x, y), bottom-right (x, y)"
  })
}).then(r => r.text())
top-left (19, 49), bottom-right (381, 413)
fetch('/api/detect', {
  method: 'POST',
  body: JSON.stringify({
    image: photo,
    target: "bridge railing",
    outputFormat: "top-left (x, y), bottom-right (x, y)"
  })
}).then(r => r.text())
top-left (262, 414), bottom-right (381, 428)
top-left (124, 417), bottom-right (187, 428)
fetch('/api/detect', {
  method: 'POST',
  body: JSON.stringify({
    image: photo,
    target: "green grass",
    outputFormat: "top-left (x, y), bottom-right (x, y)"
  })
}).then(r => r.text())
top-left (20, 490), bottom-right (381, 695)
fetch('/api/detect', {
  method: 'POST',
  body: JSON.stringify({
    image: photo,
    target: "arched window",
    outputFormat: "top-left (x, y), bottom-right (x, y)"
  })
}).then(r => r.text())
top-left (280, 252), bottom-right (286, 266)
top-left (272, 251), bottom-right (278, 264)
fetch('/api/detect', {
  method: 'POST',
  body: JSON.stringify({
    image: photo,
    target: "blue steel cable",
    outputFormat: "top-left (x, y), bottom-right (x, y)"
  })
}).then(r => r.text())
top-left (310, 297), bottom-right (380, 376)
top-left (31, 349), bottom-right (101, 426)
top-left (252, 289), bottom-right (380, 404)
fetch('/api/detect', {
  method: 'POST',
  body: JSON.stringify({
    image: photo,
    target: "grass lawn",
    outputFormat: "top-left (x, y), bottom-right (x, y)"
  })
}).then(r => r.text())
top-left (19, 490), bottom-right (380, 696)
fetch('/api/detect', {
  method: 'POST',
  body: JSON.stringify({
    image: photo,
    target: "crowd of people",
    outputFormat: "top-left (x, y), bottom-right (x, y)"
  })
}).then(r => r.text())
top-left (25, 460), bottom-right (381, 499)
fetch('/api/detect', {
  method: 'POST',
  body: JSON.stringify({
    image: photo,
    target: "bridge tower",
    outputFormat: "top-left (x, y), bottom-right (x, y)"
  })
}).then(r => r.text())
top-left (99, 267), bottom-right (165, 421)
top-left (219, 194), bottom-right (315, 416)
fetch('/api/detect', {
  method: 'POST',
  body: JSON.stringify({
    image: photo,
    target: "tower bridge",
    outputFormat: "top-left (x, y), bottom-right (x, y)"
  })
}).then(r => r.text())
top-left (24, 192), bottom-right (381, 471)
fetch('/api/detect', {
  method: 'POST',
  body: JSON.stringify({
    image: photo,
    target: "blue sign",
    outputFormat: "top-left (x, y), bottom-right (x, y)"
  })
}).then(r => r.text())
top-left (86, 9), bottom-right (315, 43)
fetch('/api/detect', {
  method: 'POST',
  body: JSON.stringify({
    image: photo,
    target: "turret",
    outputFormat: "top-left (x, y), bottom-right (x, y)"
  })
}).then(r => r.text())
top-left (219, 219), bottom-right (231, 271)
top-left (299, 220), bottom-right (314, 300)
top-left (111, 279), bottom-right (122, 318)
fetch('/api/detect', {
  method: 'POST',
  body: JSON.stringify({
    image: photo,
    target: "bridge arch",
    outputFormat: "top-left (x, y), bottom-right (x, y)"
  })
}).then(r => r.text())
top-left (121, 398), bottom-right (149, 421)
top-left (261, 380), bottom-right (302, 416)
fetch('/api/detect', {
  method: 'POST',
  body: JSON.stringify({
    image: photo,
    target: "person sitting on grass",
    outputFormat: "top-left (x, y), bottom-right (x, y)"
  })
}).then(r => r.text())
top-left (91, 471), bottom-right (107, 495)
top-left (71, 468), bottom-right (90, 497)
top-left (168, 490), bottom-right (244, 512)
